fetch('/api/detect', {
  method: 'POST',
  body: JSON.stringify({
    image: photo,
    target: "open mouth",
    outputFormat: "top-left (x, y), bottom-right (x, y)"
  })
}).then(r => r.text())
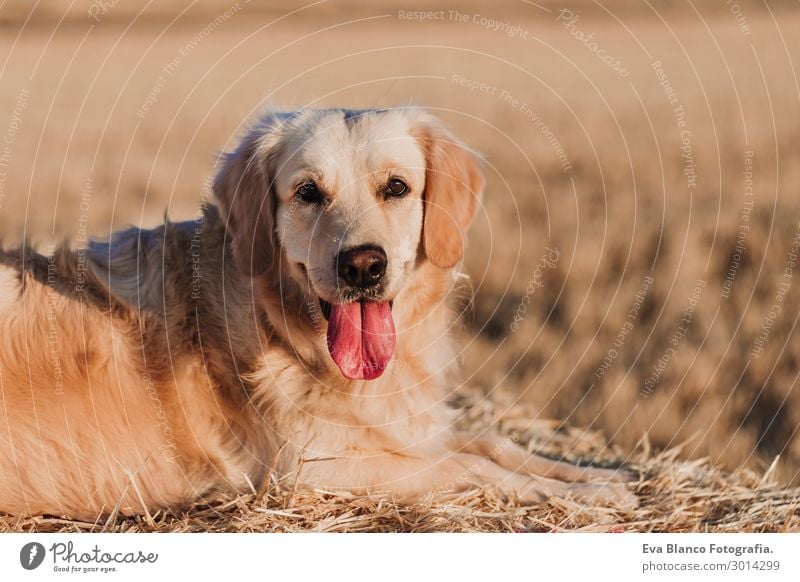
top-left (319, 297), bottom-right (396, 381)
top-left (318, 297), bottom-right (393, 321)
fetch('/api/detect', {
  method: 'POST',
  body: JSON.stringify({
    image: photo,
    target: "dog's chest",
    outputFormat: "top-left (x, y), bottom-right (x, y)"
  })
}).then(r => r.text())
top-left (255, 350), bottom-right (456, 462)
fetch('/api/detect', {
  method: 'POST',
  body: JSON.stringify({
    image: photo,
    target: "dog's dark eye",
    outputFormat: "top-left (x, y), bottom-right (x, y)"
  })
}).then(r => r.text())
top-left (385, 178), bottom-right (408, 197)
top-left (296, 181), bottom-right (323, 204)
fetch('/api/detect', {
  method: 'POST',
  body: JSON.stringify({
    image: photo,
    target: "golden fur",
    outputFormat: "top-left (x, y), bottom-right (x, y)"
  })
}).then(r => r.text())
top-left (0, 108), bottom-right (635, 519)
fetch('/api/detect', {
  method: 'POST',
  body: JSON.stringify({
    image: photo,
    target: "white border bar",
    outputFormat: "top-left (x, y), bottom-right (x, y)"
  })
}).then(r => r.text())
top-left (1, 533), bottom-right (798, 581)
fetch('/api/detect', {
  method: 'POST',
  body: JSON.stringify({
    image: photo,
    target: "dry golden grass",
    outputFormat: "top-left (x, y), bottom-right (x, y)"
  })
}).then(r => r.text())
top-left (1, 0), bottom-right (800, 531)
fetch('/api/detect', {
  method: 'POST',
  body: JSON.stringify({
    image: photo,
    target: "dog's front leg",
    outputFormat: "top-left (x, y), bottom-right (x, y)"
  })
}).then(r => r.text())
top-left (294, 451), bottom-right (635, 507)
top-left (453, 431), bottom-right (637, 483)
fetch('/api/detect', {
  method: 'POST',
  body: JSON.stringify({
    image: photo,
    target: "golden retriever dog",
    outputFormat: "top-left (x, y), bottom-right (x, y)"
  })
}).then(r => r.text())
top-left (0, 108), bottom-right (636, 519)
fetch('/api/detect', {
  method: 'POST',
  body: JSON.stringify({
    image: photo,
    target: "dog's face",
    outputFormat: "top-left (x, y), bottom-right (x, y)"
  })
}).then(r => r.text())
top-left (214, 108), bottom-right (484, 380)
top-left (272, 110), bottom-right (425, 306)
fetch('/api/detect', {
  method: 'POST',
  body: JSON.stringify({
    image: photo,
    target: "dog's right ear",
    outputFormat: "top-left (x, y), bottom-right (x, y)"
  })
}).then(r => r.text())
top-left (213, 116), bottom-right (284, 277)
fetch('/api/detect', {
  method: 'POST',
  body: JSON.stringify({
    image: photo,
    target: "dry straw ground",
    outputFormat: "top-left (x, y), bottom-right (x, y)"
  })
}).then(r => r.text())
top-left (1, 0), bottom-right (800, 531)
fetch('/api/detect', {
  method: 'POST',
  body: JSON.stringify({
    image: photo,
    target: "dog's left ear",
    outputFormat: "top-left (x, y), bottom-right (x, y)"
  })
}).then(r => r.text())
top-left (213, 115), bottom-right (283, 276)
top-left (414, 115), bottom-right (485, 269)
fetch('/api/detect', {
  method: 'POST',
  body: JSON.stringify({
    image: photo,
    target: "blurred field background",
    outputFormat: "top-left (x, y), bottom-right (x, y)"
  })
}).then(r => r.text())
top-left (1, 0), bottom-right (799, 488)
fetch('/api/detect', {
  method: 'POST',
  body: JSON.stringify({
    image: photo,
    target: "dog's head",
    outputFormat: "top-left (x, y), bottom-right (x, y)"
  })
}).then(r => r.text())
top-left (213, 108), bottom-right (484, 380)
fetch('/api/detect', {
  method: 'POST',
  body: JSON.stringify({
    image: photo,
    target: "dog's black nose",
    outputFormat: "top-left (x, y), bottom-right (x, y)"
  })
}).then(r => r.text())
top-left (337, 245), bottom-right (387, 289)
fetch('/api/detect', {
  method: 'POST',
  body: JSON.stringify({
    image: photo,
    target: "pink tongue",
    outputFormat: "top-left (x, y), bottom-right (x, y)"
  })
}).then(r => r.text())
top-left (326, 301), bottom-right (396, 380)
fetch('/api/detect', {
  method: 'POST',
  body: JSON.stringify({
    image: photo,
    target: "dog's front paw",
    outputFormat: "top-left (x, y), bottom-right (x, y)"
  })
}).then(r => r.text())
top-left (566, 482), bottom-right (639, 511)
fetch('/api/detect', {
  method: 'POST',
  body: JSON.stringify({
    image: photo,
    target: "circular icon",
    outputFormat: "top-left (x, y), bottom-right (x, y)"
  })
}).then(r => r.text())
top-left (20, 542), bottom-right (46, 570)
